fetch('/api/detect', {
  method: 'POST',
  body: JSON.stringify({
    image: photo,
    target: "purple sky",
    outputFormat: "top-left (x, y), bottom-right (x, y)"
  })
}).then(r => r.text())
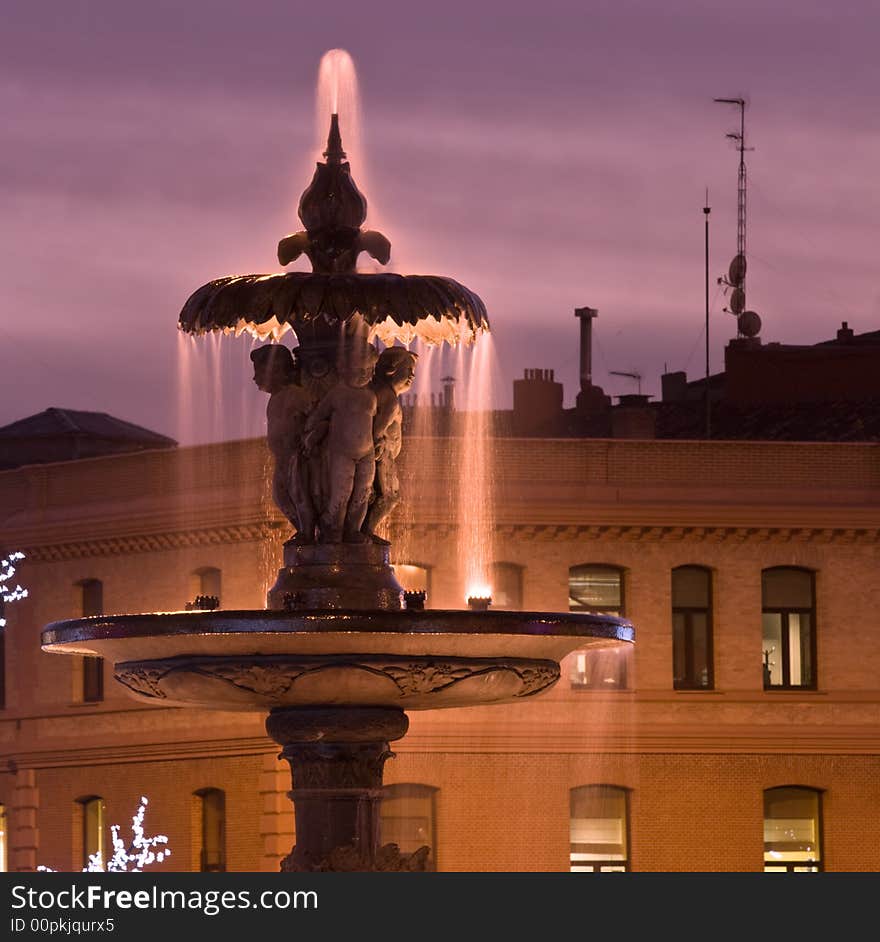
top-left (2, 1), bottom-right (879, 443)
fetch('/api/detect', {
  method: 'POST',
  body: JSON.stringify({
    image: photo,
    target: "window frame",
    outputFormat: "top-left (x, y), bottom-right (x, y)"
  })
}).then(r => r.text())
top-left (761, 567), bottom-right (817, 691)
top-left (392, 562), bottom-right (433, 606)
top-left (569, 784), bottom-right (631, 873)
top-left (379, 782), bottom-right (438, 871)
top-left (671, 565), bottom-right (714, 691)
top-left (77, 795), bottom-right (105, 870)
top-left (763, 785), bottom-right (823, 872)
top-left (194, 787), bottom-right (227, 873)
top-left (190, 567), bottom-right (222, 606)
top-left (490, 561), bottom-right (524, 611)
top-left (568, 564), bottom-right (628, 690)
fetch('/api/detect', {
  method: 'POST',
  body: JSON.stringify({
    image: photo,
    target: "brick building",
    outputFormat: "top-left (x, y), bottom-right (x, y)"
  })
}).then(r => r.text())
top-left (1, 321), bottom-right (879, 872)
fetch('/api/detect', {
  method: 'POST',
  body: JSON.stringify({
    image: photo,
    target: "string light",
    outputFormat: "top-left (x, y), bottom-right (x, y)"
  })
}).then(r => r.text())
top-left (1, 551), bottom-right (28, 628)
top-left (38, 796), bottom-right (171, 872)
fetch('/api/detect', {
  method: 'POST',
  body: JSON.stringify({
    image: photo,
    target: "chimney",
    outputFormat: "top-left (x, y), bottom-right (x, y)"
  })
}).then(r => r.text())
top-left (573, 306), bottom-right (611, 419)
top-left (661, 370), bottom-right (688, 402)
top-left (574, 306), bottom-right (599, 392)
top-left (512, 368), bottom-right (563, 436)
top-left (611, 394), bottom-right (656, 439)
top-left (441, 376), bottom-right (455, 410)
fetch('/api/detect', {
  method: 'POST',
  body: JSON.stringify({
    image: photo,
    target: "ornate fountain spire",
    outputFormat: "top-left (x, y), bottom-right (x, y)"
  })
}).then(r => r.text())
top-left (274, 113), bottom-right (389, 274)
top-left (323, 112), bottom-right (346, 163)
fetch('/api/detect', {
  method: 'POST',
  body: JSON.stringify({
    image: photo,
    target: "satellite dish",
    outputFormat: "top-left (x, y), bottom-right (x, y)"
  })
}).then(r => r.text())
top-left (728, 253), bottom-right (747, 287)
top-left (730, 287), bottom-right (746, 314)
top-left (738, 310), bottom-right (761, 338)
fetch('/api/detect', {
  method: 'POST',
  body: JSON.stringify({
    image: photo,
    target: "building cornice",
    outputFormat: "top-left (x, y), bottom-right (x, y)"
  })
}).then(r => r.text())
top-left (17, 522), bottom-right (879, 561)
top-left (21, 524), bottom-right (275, 561)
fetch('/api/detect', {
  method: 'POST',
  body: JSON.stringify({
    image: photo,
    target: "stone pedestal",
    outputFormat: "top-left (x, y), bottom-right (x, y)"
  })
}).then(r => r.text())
top-left (265, 706), bottom-right (429, 872)
top-left (266, 542), bottom-right (405, 611)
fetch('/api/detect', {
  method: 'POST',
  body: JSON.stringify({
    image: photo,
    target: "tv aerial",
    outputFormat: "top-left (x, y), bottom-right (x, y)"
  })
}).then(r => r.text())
top-left (714, 97), bottom-right (761, 340)
top-left (610, 370), bottom-right (642, 396)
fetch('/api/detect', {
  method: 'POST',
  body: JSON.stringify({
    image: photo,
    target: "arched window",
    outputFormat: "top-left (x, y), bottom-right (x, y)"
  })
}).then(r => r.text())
top-left (569, 565), bottom-right (627, 689)
top-left (491, 562), bottom-right (523, 610)
top-left (762, 568), bottom-right (816, 689)
top-left (570, 785), bottom-right (630, 872)
top-left (75, 580), bottom-right (104, 703)
top-left (380, 784), bottom-right (437, 871)
top-left (189, 567), bottom-right (222, 606)
top-left (0, 803), bottom-right (7, 872)
top-left (77, 796), bottom-right (105, 869)
top-left (393, 563), bottom-right (431, 606)
top-left (672, 566), bottom-right (713, 690)
top-left (195, 788), bottom-right (226, 872)
top-left (764, 787), bottom-right (822, 872)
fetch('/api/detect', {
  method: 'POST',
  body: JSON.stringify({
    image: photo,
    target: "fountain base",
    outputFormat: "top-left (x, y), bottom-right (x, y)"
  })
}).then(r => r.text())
top-left (267, 541), bottom-right (405, 611)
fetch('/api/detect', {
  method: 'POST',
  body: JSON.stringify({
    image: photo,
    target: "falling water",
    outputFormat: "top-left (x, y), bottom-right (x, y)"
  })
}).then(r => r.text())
top-left (456, 333), bottom-right (498, 603)
top-left (175, 332), bottom-right (267, 447)
top-left (390, 341), bottom-right (438, 569)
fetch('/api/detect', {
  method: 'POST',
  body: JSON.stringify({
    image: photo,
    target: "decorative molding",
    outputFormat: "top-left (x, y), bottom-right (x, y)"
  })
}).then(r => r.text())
top-left (22, 524), bottom-right (274, 561)
top-left (18, 522), bottom-right (880, 562)
top-left (490, 524), bottom-right (880, 544)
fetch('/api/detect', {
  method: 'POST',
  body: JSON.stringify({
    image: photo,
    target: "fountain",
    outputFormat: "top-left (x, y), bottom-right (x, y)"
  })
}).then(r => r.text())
top-left (40, 87), bottom-right (634, 871)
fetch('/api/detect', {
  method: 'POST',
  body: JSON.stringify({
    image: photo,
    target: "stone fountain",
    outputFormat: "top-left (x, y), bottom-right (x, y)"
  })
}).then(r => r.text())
top-left (41, 114), bottom-right (634, 871)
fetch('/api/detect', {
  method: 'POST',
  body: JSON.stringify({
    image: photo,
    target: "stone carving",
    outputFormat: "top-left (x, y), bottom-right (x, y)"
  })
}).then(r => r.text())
top-left (516, 663), bottom-right (562, 695)
top-left (114, 655), bottom-right (560, 705)
top-left (114, 666), bottom-right (168, 699)
top-left (363, 346), bottom-right (418, 543)
top-left (250, 344), bottom-right (318, 543)
top-left (207, 663), bottom-right (296, 699)
top-left (303, 336), bottom-right (379, 544)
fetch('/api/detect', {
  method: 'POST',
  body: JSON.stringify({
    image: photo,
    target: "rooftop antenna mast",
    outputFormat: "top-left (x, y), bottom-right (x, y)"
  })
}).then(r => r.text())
top-left (714, 97), bottom-right (761, 341)
top-left (610, 370), bottom-right (642, 396)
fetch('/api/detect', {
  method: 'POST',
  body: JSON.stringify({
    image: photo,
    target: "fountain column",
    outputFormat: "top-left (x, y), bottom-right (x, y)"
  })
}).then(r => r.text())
top-left (265, 706), bottom-right (428, 871)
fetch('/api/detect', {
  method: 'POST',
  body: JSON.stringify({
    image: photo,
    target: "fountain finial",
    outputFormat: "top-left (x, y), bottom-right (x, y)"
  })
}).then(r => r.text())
top-left (323, 113), bottom-right (347, 164)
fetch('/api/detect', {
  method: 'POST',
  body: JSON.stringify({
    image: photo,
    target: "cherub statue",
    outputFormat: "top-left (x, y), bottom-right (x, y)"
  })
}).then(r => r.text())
top-left (303, 341), bottom-right (380, 543)
top-left (250, 344), bottom-right (318, 544)
top-left (363, 347), bottom-right (418, 543)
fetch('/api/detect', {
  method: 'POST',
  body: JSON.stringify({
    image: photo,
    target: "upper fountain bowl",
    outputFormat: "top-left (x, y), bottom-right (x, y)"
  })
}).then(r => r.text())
top-left (41, 608), bottom-right (634, 711)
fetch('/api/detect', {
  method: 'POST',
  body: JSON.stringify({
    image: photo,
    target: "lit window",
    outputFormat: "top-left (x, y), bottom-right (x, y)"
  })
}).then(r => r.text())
top-left (393, 563), bottom-right (430, 604)
top-left (76, 580), bottom-right (104, 703)
top-left (380, 784), bottom-right (437, 871)
top-left (764, 787), bottom-right (822, 872)
top-left (0, 803), bottom-right (7, 872)
top-left (195, 788), bottom-right (226, 872)
top-left (570, 785), bottom-right (629, 872)
top-left (491, 562), bottom-right (523, 610)
top-left (672, 566), bottom-right (713, 690)
top-left (569, 565), bottom-right (627, 689)
top-left (762, 569), bottom-right (816, 690)
top-left (78, 796), bottom-right (105, 869)
top-left (189, 567), bottom-right (222, 605)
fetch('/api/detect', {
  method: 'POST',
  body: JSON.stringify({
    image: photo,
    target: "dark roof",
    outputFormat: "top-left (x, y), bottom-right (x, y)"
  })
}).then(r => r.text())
top-left (654, 398), bottom-right (880, 442)
top-left (0, 408), bottom-right (176, 446)
top-left (817, 327), bottom-right (880, 347)
top-left (0, 408), bottom-right (176, 470)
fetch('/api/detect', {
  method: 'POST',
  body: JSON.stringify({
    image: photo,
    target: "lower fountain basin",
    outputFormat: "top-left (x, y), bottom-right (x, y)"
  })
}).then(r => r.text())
top-left (41, 609), bottom-right (633, 711)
